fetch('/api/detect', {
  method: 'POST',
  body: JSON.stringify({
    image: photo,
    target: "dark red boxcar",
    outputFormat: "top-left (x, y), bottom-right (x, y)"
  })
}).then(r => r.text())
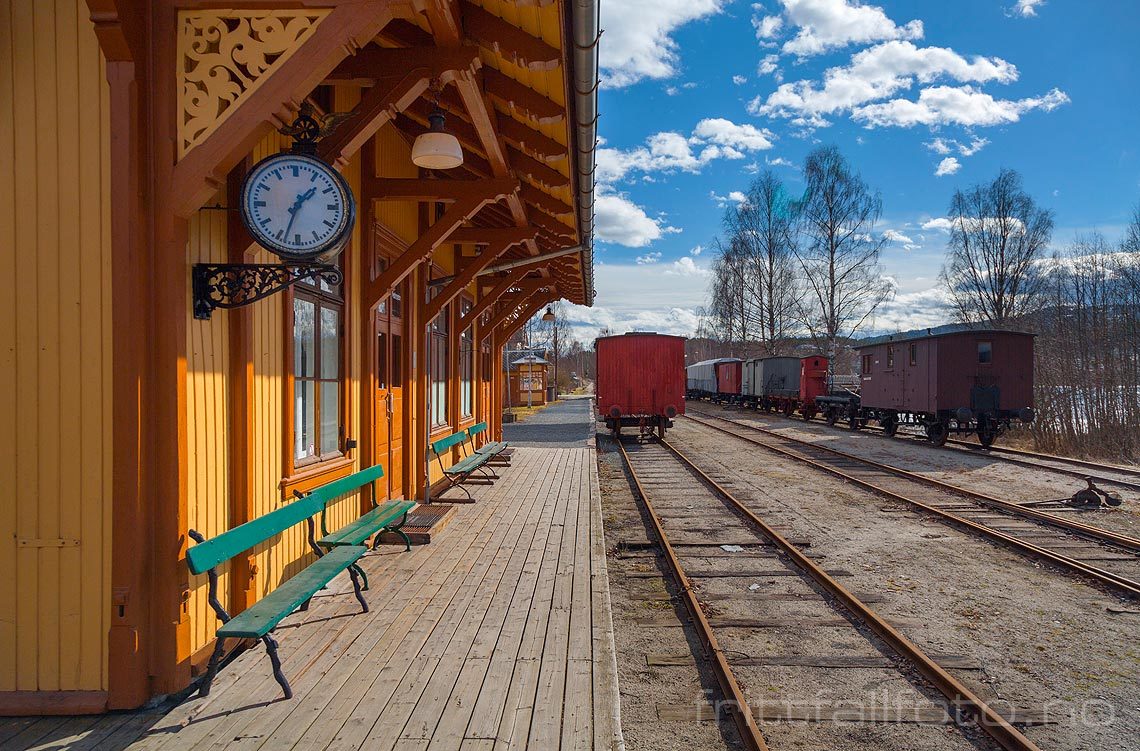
top-left (715, 360), bottom-right (743, 397)
top-left (596, 332), bottom-right (686, 435)
top-left (852, 324), bottom-right (1035, 445)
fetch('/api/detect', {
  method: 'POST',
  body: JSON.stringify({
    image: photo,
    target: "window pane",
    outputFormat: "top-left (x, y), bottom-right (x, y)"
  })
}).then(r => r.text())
top-left (320, 306), bottom-right (339, 379)
top-left (294, 380), bottom-right (316, 461)
top-left (393, 335), bottom-right (402, 382)
top-left (978, 342), bottom-right (992, 364)
top-left (377, 333), bottom-right (388, 390)
top-left (433, 380), bottom-right (448, 426)
top-left (294, 298), bottom-right (316, 377)
top-left (320, 383), bottom-right (339, 455)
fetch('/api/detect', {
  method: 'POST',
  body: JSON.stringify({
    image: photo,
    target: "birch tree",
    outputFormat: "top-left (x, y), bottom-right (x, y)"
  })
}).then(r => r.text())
top-left (794, 145), bottom-right (893, 366)
top-left (941, 168), bottom-right (1054, 324)
top-left (723, 171), bottom-right (800, 355)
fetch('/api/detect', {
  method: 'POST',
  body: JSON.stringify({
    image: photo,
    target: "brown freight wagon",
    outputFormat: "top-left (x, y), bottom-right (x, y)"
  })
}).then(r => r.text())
top-left (817, 324), bottom-right (1036, 446)
top-left (596, 332), bottom-right (686, 436)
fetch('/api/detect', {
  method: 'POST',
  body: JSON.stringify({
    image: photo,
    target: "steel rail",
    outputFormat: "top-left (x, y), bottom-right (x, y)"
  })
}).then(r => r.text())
top-left (689, 409), bottom-right (1140, 554)
top-left (636, 435), bottom-right (1045, 751)
top-left (943, 438), bottom-right (1140, 489)
top-left (736, 401), bottom-right (1140, 492)
top-left (683, 412), bottom-right (1140, 599)
top-left (879, 423), bottom-right (1140, 491)
top-left (614, 438), bottom-right (769, 751)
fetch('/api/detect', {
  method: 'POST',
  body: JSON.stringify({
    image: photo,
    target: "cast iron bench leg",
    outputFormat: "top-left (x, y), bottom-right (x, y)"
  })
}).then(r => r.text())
top-left (375, 511), bottom-right (412, 552)
top-left (349, 562), bottom-right (370, 592)
top-left (261, 633), bottom-right (292, 699)
top-left (198, 636), bottom-right (228, 698)
top-left (347, 565), bottom-right (369, 612)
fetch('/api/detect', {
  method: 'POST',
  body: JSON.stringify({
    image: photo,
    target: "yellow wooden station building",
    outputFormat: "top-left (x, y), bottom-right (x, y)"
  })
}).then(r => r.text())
top-left (0, 0), bottom-right (597, 714)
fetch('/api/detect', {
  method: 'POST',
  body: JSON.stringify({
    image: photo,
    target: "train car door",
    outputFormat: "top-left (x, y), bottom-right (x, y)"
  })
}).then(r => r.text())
top-left (373, 281), bottom-right (405, 501)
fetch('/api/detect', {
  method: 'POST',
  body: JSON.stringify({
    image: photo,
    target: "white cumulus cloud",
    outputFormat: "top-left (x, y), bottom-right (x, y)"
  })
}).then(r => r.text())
top-left (665, 256), bottom-right (709, 276)
top-left (753, 13), bottom-right (784, 40)
top-left (757, 54), bottom-right (781, 78)
top-left (1010, 0), bottom-right (1045, 18)
top-left (883, 229), bottom-right (914, 243)
top-left (777, 0), bottom-right (924, 57)
top-left (854, 85), bottom-right (1069, 128)
top-left (692, 118), bottom-right (776, 151)
top-left (599, 119), bottom-right (775, 184)
top-left (594, 189), bottom-right (680, 247)
top-left (636, 251), bottom-right (663, 264)
top-left (600, 0), bottom-right (727, 88)
top-left (752, 41), bottom-right (1018, 123)
top-left (934, 157), bottom-right (961, 176)
top-left (711, 190), bottom-right (748, 208)
top-left (921, 217), bottom-right (955, 232)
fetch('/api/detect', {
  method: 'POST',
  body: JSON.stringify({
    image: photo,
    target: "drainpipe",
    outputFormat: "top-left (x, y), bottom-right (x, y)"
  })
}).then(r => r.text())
top-left (570, 0), bottom-right (600, 305)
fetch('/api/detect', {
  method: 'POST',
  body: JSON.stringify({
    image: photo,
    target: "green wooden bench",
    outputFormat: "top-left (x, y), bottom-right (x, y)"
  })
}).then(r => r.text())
top-left (186, 463), bottom-right (412, 700)
top-left (308, 464), bottom-right (416, 555)
top-left (431, 431), bottom-right (498, 501)
top-left (466, 421), bottom-right (513, 465)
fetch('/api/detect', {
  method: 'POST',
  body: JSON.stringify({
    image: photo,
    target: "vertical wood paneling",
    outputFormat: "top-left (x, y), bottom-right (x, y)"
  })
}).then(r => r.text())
top-left (0, 0), bottom-right (113, 692)
top-left (186, 202), bottom-right (232, 655)
top-left (373, 124), bottom-right (418, 244)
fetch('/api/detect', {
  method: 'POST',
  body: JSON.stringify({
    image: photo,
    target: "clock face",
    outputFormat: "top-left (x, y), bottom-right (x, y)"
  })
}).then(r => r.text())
top-left (240, 153), bottom-right (355, 261)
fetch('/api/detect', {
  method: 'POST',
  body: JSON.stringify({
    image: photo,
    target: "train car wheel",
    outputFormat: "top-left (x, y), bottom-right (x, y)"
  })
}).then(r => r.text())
top-left (826, 409), bottom-right (838, 426)
top-left (883, 419), bottom-right (898, 437)
top-left (926, 421), bottom-right (949, 446)
top-left (978, 425), bottom-right (997, 448)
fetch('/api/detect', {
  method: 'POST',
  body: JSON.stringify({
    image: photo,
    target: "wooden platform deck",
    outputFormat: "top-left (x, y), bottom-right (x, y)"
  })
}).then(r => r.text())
top-left (1, 445), bottom-right (620, 751)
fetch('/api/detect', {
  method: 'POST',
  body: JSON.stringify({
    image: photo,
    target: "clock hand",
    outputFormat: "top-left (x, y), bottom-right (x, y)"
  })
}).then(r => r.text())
top-left (282, 187), bottom-right (319, 241)
top-left (282, 188), bottom-right (318, 240)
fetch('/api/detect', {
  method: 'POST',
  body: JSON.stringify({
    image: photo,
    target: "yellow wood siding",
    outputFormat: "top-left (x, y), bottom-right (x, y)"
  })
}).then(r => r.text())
top-left (373, 124), bottom-right (418, 244)
top-left (0, 0), bottom-right (113, 692)
top-left (185, 203), bottom-right (232, 655)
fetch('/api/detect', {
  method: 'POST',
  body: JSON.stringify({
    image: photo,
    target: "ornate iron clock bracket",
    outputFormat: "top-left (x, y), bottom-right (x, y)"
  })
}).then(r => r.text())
top-left (193, 263), bottom-right (343, 320)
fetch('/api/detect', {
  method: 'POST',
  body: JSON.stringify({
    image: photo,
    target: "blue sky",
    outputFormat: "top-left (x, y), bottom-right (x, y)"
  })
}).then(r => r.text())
top-left (563, 0), bottom-right (1140, 343)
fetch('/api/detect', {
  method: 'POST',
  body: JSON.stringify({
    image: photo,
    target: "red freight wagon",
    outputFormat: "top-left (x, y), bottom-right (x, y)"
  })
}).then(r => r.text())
top-left (714, 360), bottom-right (743, 402)
top-left (596, 332), bottom-right (686, 437)
top-left (824, 324), bottom-right (1035, 446)
top-left (799, 355), bottom-right (829, 414)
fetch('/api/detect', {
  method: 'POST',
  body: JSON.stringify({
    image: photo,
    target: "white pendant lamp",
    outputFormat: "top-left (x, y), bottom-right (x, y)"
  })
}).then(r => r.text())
top-left (411, 108), bottom-right (463, 170)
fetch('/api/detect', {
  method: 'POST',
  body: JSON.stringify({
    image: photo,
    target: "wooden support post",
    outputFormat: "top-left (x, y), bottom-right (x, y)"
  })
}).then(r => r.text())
top-left (226, 165), bottom-right (256, 617)
top-left (106, 52), bottom-right (152, 710)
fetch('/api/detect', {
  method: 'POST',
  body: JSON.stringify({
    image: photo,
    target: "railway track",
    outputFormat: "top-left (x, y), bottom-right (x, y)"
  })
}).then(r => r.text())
top-left (684, 409), bottom-right (1140, 599)
top-left (724, 400), bottom-right (1140, 492)
top-left (612, 433), bottom-right (1045, 751)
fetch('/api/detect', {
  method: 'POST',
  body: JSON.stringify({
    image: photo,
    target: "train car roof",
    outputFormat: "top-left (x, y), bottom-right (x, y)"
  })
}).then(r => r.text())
top-left (595, 331), bottom-right (686, 342)
top-left (857, 323), bottom-right (1035, 349)
top-left (743, 355), bottom-right (809, 364)
top-left (686, 357), bottom-right (743, 368)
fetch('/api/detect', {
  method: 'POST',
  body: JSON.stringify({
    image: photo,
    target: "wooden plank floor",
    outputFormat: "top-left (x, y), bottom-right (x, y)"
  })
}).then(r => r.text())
top-left (0, 445), bottom-right (619, 751)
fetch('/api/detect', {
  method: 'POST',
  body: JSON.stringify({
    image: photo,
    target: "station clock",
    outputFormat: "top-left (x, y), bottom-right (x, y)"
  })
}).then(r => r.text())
top-left (240, 152), bottom-right (355, 262)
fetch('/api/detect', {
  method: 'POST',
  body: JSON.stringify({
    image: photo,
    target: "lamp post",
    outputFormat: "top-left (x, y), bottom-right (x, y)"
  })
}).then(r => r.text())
top-left (542, 305), bottom-right (556, 401)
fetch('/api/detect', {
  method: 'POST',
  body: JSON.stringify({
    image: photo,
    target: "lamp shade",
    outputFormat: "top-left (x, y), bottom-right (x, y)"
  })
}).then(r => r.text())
top-left (412, 110), bottom-right (463, 169)
top-left (542, 306), bottom-right (555, 322)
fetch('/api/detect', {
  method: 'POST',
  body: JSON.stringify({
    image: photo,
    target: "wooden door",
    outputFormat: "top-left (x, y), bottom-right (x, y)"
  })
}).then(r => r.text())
top-left (373, 283), bottom-right (406, 500)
